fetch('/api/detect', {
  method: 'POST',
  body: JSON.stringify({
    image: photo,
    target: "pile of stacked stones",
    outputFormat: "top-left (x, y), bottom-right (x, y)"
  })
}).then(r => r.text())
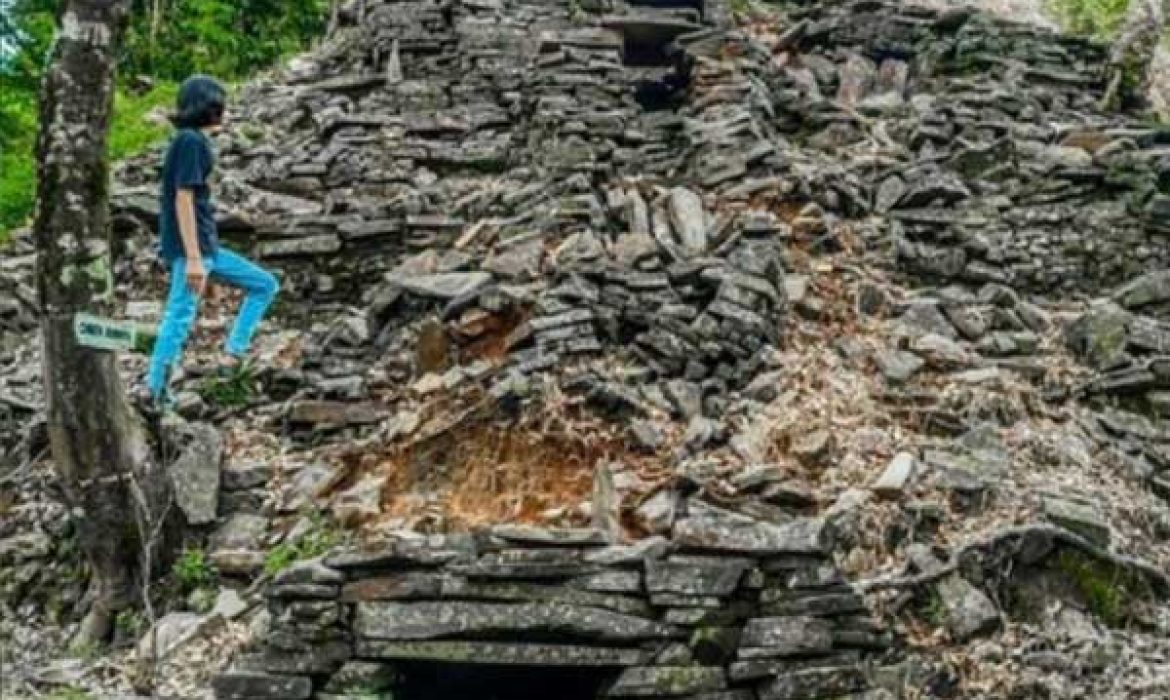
top-left (89, 0), bottom-right (1170, 422)
top-left (213, 504), bottom-right (899, 700)
top-left (1066, 271), bottom-right (1170, 504)
top-left (102, 0), bottom-right (801, 399)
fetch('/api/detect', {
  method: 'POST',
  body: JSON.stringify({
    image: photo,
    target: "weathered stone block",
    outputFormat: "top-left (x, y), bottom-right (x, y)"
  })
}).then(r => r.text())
top-left (354, 601), bottom-right (676, 642)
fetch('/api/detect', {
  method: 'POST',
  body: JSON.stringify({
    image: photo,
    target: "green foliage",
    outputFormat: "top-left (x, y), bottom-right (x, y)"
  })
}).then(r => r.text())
top-left (264, 511), bottom-right (342, 576)
top-left (0, 81), bottom-right (179, 237)
top-left (115, 608), bottom-right (146, 639)
top-left (109, 83), bottom-right (180, 161)
top-left (172, 547), bottom-right (217, 591)
top-left (0, 0), bottom-right (329, 238)
top-left (200, 362), bottom-right (259, 408)
top-left (923, 589), bottom-right (947, 626)
top-left (1054, 549), bottom-right (1151, 627)
top-left (1047, 0), bottom-right (1130, 39)
top-left (122, 0), bottom-right (329, 81)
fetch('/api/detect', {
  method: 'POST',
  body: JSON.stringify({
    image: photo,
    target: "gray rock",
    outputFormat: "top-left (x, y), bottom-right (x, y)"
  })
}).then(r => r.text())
top-left (1042, 497), bottom-right (1111, 546)
top-left (331, 475), bottom-right (385, 527)
top-left (166, 421), bottom-right (223, 526)
top-left (257, 234), bottom-right (341, 258)
top-left (136, 611), bottom-right (205, 659)
top-left (355, 640), bottom-right (652, 667)
top-left (646, 556), bottom-right (749, 596)
top-left (489, 526), bottom-right (609, 547)
top-left (210, 513), bottom-right (269, 552)
top-left (287, 401), bottom-right (385, 426)
top-left (0, 532), bottom-right (51, 564)
top-left (936, 573), bottom-right (1000, 642)
top-left (396, 272), bottom-right (492, 299)
top-left (668, 187), bottom-right (708, 255)
top-left (592, 462), bottom-right (622, 543)
top-left (910, 333), bottom-right (973, 369)
top-left (871, 452), bottom-right (916, 498)
top-left (897, 300), bottom-right (957, 339)
top-left (322, 661), bottom-right (400, 693)
top-left (875, 350), bottom-right (924, 383)
top-left (636, 489), bottom-right (678, 534)
top-left (212, 672), bottom-right (311, 699)
top-left (584, 537), bottom-right (671, 566)
top-left (1114, 270), bottom-right (1170, 309)
top-left (280, 463), bottom-right (339, 512)
top-left (607, 666), bottom-right (727, 697)
top-left (758, 666), bottom-right (866, 700)
top-left (739, 616), bottom-right (834, 657)
top-left (672, 503), bottom-right (832, 555)
top-left (1065, 302), bottom-right (1131, 369)
top-left (221, 461), bottom-right (273, 491)
top-left (211, 588), bottom-right (249, 620)
top-left (354, 601), bottom-right (675, 642)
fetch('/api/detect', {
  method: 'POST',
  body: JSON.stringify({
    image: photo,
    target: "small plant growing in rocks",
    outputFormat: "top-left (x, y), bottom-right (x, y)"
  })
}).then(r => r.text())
top-left (172, 547), bottom-right (216, 592)
top-left (199, 364), bottom-right (258, 408)
top-left (264, 511), bottom-right (343, 576)
top-left (114, 608), bottom-right (146, 640)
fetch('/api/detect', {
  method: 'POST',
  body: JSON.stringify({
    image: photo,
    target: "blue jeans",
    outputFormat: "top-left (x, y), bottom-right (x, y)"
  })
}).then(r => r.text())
top-left (146, 248), bottom-right (279, 398)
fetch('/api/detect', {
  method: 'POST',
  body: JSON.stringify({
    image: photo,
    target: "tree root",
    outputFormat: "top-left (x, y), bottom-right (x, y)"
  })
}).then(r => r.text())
top-left (857, 522), bottom-right (1170, 596)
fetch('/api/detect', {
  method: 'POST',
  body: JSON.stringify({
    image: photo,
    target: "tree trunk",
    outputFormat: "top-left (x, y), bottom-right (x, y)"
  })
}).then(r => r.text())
top-left (1102, 0), bottom-right (1164, 109)
top-left (33, 0), bottom-right (166, 647)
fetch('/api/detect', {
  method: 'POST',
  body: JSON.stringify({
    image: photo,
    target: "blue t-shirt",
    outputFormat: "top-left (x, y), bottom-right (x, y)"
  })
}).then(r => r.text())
top-left (159, 128), bottom-right (218, 262)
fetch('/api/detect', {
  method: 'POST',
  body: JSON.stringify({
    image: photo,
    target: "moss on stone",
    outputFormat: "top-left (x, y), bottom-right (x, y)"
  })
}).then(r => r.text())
top-left (1054, 549), bottom-right (1151, 627)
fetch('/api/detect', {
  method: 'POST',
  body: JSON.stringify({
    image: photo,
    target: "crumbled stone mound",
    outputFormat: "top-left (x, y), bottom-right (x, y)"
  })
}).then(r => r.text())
top-left (8, 0), bottom-right (1170, 697)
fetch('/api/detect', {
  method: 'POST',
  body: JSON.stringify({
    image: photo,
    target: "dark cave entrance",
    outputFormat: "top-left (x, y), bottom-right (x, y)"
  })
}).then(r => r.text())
top-left (621, 25), bottom-right (691, 112)
top-left (389, 661), bottom-right (621, 700)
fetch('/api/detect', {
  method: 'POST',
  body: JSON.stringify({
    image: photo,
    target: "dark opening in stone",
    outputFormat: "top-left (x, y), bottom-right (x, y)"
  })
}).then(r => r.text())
top-left (623, 34), bottom-right (675, 68)
top-left (621, 26), bottom-right (690, 111)
top-left (632, 71), bottom-right (688, 111)
top-left (390, 661), bottom-right (620, 700)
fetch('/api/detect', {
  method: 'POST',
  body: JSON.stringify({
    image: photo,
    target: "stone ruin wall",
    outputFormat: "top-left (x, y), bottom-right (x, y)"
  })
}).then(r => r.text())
top-left (213, 508), bottom-right (899, 700)
top-left (29, 0), bottom-right (1170, 696)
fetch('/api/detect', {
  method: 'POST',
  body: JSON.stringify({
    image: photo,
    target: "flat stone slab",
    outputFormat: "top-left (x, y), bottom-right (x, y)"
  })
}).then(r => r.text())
top-left (871, 452), bottom-right (916, 498)
top-left (758, 666), bottom-right (867, 700)
top-left (212, 672), bottom-right (311, 700)
top-left (286, 400), bottom-right (386, 426)
top-left (395, 272), bottom-right (492, 299)
top-left (354, 601), bottom-right (676, 642)
top-left (1042, 497), bottom-right (1111, 547)
top-left (355, 640), bottom-right (653, 666)
top-left (449, 548), bottom-right (598, 578)
top-left (645, 556), bottom-right (750, 597)
top-left (607, 666), bottom-right (726, 697)
top-left (739, 616), bottom-right (834, 658)
top-left (326, 540), bottom-right (469, 570)
top-left (672, 504), bottom-right (832, 556)
top-left (257, 234), bottom-right (341, 258)
top-left (488, 525), bottom-right (610, 547)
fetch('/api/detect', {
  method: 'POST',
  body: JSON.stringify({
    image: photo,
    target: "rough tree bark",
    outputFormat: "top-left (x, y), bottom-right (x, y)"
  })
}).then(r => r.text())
top-left (33, 0), bottom-right (167, 646)
top-left (1102, 0), bottom-right (1164, 109)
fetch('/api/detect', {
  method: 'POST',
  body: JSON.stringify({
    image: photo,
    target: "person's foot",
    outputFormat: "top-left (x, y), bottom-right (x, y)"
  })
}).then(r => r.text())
top-left (130, 383), bottom-right (172, 417)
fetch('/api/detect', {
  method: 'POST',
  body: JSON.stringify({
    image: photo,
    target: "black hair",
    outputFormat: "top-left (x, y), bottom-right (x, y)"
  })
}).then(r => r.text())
top-left (171, 74), bottom-right (227, 129)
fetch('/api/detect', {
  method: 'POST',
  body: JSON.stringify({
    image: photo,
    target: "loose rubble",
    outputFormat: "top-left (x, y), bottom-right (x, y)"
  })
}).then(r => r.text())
top-left (6, 0), bottom-right (1170, 697)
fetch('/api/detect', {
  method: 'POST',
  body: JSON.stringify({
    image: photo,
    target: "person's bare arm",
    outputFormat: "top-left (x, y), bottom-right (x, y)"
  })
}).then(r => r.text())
top-left (176, 189), bottom-right (207, 294)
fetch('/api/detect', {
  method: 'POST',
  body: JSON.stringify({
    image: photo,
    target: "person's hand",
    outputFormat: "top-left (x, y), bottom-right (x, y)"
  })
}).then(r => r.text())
top-left (186, 258), bottom-right (208, 295)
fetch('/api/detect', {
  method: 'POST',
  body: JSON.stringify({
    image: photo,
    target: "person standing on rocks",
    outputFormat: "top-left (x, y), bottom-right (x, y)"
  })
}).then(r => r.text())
top-left (144, 75), bottom-right (279, 405)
